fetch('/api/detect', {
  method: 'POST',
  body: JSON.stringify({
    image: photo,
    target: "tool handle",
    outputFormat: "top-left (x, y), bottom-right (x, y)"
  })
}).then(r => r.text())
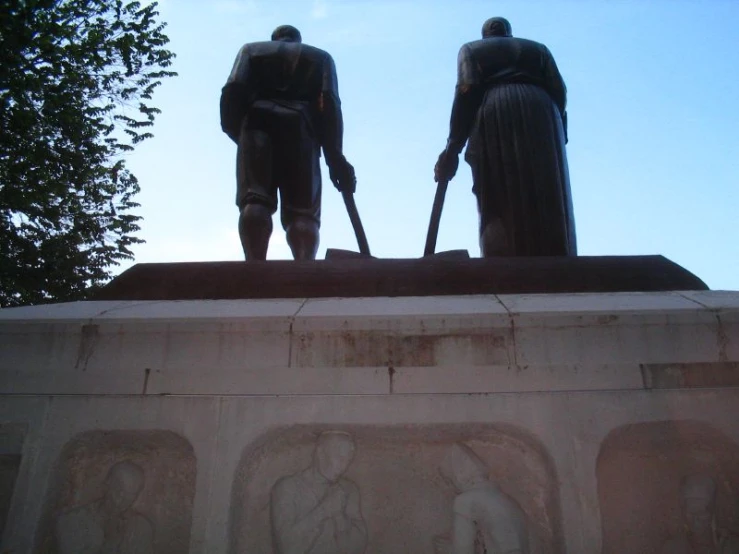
top-left (424, 179), bottom-right (449, 256)
top-left (342, 191), bottom-right (371, 256)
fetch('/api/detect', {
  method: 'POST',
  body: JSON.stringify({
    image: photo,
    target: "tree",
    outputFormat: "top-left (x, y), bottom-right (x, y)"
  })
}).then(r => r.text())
top-left (0, 0), bottom-right (176, 307)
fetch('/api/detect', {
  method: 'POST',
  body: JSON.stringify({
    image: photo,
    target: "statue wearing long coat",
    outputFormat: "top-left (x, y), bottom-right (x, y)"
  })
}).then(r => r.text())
top-left (443, 32), bottom-right (577, 256)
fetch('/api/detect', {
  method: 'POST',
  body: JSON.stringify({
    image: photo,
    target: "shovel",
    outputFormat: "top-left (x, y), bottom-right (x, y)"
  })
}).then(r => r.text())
top-left (325, 191), bottom-right (372, 259)
top-left (423, 178), bottom-right (469, 259)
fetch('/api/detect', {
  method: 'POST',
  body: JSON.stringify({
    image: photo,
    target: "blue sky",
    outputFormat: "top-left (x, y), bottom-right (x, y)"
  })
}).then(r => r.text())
top-left (124, 0), bottom-right (739, 290)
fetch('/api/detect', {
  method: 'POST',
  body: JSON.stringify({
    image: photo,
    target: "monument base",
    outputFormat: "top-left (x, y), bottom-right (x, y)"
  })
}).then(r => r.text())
top-left (0, 290), bottom-right (737, 553)
top-left (94, 255), bottom-right (708, 301)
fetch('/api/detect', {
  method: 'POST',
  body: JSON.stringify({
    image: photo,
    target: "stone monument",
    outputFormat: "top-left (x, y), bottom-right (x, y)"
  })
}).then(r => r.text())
top-left (0, 279), bottom-right (736, 554)
top-left (0, 16), bottom-right (737, 554)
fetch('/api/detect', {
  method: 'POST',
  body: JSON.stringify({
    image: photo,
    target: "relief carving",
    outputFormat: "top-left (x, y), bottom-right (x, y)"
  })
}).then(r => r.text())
top-left (661, 474), bottom-right (739, 554)
top-left (35, 430), bottom-right (195, 554)
top-left (270, 431), bottom-right (367, 554)
top-left (598, 421), bottom-right (739, 554)
top-left (434, 443), bottom-right (529, 554)
top-left (0, 422), bottom-right (25, 539)
top-left (231, 425), bottom-right (561, 554)
top-left (0, 454), bottom-right (21, 538)
top-left (55, 461), bottom-right (154, 554)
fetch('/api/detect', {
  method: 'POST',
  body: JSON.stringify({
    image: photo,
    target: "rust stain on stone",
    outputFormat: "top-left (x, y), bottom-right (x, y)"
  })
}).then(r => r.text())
top-left (716, 314), bottom-right (729, 362)
top-left (142, 368), bottom-right (151, 394)
top-left (641, 362), bottom-right (739, 389)
top-left (596, 315), bottom-right (619, 325)
top-left (294, 331), bottom-right (510, 367)
top-left (74, 324), bottom-right (99, 371)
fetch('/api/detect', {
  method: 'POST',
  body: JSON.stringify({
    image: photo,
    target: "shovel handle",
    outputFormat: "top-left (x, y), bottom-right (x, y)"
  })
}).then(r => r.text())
top-left (424, 179), bottom-right (449, 256)
top-left (342, 191), bottom-right (371, 256)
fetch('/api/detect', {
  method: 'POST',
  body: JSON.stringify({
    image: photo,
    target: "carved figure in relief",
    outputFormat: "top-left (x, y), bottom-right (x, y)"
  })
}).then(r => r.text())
top-left (434, 443), bottom-right (529, 554)
top-left (661, 474), bottom-right (739, 554)
top-left (55, 460), bottom-right (154, 554)
top-left (270, 431), bottom-right (367, 554)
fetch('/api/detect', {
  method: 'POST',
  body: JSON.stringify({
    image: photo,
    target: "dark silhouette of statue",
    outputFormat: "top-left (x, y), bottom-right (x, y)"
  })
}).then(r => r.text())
top-left (435, 17), bottom-right (577, 257)
top-left (221, 25), bottom-right (356, 260)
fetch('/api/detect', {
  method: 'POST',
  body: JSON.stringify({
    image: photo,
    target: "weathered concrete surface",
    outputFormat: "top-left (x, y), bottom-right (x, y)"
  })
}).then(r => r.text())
top-left (0, 291), bottom-right (736, 553)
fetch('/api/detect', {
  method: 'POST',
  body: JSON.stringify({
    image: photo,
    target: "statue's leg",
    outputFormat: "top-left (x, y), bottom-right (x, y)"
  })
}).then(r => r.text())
top-left (239, 202), bottom-right (273, 260)
top-left (237, 119), bottom-right (276, 261)
top-left (473, 163), bottom-right (509, 257)
top-left (481, 218), bottom-right (508, 257)
top-left (277, 110), bottom-right (321, 261)
top-left (285, 216), bottom-right (319, 260)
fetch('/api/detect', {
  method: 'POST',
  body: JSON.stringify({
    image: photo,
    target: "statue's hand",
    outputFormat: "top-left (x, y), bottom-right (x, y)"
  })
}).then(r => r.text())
top-left (319, 485), bottom-right (346, 517)
top-left (434, 149), bottom-right (458, 183)
top-left (327, 154), bottom-right (357, 194)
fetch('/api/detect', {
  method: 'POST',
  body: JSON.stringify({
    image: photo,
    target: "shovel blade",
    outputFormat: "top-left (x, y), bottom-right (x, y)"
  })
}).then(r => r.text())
top-left (424, 249), bottom-right (470, 260)
top-left (325, 248), bottom-right (375, 260)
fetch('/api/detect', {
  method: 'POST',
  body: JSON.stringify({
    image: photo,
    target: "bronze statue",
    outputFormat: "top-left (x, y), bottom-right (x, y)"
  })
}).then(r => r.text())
top-left (434, 17), bottom-right (577, 257)
top-left (221, 25), bottom-right (356, 260)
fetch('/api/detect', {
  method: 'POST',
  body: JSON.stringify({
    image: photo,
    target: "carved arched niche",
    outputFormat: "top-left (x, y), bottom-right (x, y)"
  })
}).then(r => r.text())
top-left (598, 420), bottom-right (739, 554)
top-left (35, 430), bottom-right (196, 554)
top-left (229, 424), bottom-right (564, 554)
top-left (0, 422), bottom-right (26, 538)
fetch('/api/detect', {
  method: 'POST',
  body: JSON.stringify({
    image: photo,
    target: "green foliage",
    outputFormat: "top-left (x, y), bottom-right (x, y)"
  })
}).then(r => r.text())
top-left (0, 0), bottom-right (176, 306)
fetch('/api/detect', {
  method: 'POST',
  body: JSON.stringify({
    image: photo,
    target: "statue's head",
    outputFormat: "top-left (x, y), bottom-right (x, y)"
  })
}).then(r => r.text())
top-left (271, 25), bottom-right (302, 43)
top-left (482, 17), bottom-right (512, 38)
top-left (440, 443), bottom-right (489, 493)
top-left (314, 431), bottom-right (355, 483)
top-left (103, 461), bottom-right (145, 514)
top-left (681, 474), bottom-right (716, 535)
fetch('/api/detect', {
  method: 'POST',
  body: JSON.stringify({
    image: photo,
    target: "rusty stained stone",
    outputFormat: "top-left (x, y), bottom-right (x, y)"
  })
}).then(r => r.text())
top-left (293, 330), bottom-right (511, 368)
top-left (641, 362), bottom-right (739, 389)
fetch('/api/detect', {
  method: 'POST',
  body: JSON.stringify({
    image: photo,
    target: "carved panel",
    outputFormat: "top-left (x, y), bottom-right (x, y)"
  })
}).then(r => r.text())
top-left (598, 421), bottom-right (739, 553)
top-left (0, 422), bottom-right (25, 540)
top-left (35, 430), bottom-right (196, 554)
top-left (230, 424), bottom-right (563, 553)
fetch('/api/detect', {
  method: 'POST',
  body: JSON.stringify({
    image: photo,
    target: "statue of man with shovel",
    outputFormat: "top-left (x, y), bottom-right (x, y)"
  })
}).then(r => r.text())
top-left (221, 25), bottom-right (366, 260)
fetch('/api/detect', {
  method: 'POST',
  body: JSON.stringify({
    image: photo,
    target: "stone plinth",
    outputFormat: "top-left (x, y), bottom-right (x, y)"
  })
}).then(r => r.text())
top-left (0, 291), bottom-right (737, 553)
top-left (93, 256), bottom-right (708, 300)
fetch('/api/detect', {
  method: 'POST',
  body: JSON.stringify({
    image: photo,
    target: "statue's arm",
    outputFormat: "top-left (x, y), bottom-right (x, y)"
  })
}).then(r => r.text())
top-left (220, 46), bottom-right (253, 143)
top-left (451, 512), bottom-right (477, 554)
top-left (445, 44), bottom-right (484, 155)
top-left (542, 46), bottom-right (568, 142)
top-left (336, 483), bottom-right (367, 554)
top-left (120, 514), bottom-right (154, 554)
top-left (317, 54), bottom-right (345, 165)
top-left (271, 479), bottom-right (326, 554)
top-left (317, 53), bottom-right (356, 192)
